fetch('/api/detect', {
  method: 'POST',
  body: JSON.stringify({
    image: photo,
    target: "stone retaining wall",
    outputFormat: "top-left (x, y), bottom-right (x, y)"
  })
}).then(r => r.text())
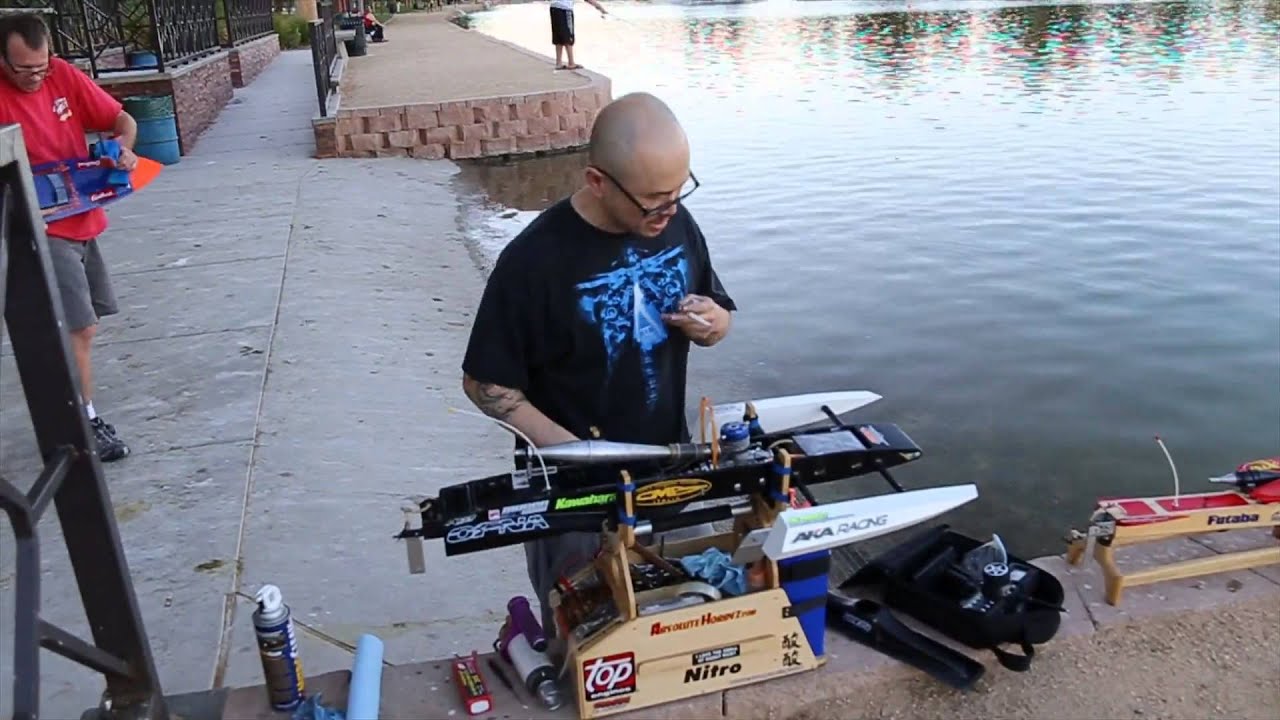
top-left (229, 34), bottom-right (282, 87)
top-left (85, 37), bottom-right (282, 158)
top-left (313, 75), bottom-right (612, 161)
top-left (96, 52), bottom-right (236, 156)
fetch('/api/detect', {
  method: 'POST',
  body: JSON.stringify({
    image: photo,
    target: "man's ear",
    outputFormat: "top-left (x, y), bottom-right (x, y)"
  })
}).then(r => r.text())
top-left (583, 166), bottom-right (607, 198)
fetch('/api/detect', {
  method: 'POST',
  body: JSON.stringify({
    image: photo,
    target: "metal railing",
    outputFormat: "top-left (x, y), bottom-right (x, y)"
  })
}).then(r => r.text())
top-left (1, 0), bottom-right (128, 78)
top-left (223, 0), bottom-right (273, 46)
top-left (151, 0), bottom-right (221, 69)
top-left (308, 0), bottom-right (338, 117)
top-left (1, 123), bottom-right (169, 720)
top-left (5, 0), bottom-right (225, 74)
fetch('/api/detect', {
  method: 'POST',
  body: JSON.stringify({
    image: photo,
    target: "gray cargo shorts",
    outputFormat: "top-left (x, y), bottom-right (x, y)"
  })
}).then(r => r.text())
top-left (524, 522), bottom-right (716, 639)
top-left (48, 236), bottom-right (119, 331)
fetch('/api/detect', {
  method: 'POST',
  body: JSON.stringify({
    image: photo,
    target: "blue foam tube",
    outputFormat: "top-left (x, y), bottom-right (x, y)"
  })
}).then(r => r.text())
top-left (347, 633), bottom-right (384, 720)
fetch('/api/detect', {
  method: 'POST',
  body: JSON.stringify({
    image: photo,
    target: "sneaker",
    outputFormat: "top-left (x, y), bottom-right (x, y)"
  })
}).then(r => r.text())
top-left (91, 416), bottom-right (131, 462)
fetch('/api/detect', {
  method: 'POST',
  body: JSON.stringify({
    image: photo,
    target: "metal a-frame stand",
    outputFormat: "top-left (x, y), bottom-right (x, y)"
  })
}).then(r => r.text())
top-left (1, 123), bottom-right (168, 720)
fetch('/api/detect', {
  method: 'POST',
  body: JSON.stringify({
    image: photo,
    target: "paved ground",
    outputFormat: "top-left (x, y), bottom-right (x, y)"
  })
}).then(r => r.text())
top-left (340, 11), bottom-right (591, 108)
top-left (0, 47), bottom-right (529, 718)
top-left (788, 590), bottom-right (1280, 720)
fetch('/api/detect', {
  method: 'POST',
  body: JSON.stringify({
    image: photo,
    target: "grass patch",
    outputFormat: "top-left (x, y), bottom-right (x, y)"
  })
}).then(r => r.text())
top-left (274, 12), bottom-right (310, 48)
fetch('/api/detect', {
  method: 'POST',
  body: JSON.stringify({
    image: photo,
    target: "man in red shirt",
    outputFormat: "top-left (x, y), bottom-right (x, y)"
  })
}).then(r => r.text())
top-left (1, 13), bottom-right (138, 461)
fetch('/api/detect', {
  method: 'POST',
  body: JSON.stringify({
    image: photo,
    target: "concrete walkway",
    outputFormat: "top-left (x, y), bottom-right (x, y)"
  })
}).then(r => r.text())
top-left (341, 11), bottom-right (591, 107)
top-left (0, 48), bottom-right (527, 718)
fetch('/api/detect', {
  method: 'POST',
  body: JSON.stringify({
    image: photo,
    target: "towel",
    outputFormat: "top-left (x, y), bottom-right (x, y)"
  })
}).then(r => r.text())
top-left (292, 693), bottom-right (345, 720)
top-left (679, 547), bottom-right (747, 596)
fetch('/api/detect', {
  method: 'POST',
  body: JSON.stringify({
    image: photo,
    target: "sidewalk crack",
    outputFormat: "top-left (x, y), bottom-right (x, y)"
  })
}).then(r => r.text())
top-left (210, 163), bottom-right (319, 689)
top-left (227, 591), bottom-right (399, 667)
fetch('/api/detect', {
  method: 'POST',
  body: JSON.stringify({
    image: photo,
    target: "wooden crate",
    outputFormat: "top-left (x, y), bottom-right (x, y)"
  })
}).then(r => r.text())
top-left (553, 459), bottom-right (828, 719)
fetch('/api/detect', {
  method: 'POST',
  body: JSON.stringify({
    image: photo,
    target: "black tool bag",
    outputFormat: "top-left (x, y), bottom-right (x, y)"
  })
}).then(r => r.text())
top-left (843, 524), bottom-right (1067, 672)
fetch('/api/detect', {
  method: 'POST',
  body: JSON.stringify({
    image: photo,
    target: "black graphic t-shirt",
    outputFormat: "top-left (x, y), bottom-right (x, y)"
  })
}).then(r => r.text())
top-left (463, 197), bottom-right (737, 447)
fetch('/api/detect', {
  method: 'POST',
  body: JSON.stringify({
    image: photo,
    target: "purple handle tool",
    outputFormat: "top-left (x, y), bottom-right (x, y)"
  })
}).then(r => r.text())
top-left (507, 596), bottom-right (547, 652)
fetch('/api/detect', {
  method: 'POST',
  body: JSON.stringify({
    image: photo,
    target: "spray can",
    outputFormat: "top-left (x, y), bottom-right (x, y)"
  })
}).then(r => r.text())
top-left (497, 614), bottom-right (562, 710)
top-left (253, 584), bottom-right (306, 711)
top-left (507, 595), bottom-right (547, 652)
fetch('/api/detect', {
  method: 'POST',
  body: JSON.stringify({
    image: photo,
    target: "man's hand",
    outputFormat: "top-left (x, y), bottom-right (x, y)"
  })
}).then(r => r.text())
top-left (116, 146), bottom-right (138, 172)
top-left (662, 294), bottom-right (731, 347)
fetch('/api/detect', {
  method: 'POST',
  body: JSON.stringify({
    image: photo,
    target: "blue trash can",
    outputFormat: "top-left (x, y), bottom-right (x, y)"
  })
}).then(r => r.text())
top-left (126, 51), bottom-right (158, 69)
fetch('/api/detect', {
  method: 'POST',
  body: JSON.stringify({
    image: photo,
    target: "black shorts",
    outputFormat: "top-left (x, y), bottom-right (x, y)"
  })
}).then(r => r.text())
top-left (550, 7), bottom-right (574, 46)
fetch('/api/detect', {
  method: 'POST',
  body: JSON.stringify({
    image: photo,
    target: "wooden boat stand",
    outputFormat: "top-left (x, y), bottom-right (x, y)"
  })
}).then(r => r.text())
top-left (1065, 482), bottom-right (1280, 606)
top-left (551, 423), bottom-right (831, 719)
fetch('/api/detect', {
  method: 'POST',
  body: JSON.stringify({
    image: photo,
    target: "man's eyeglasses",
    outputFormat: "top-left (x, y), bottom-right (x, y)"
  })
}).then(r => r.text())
top-left (2, 59), bottom-right (49, 77)
top-left (592, 166), bottom-right (700, 217)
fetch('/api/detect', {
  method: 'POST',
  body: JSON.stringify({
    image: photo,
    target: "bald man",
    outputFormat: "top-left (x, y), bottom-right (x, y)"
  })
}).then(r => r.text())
top-left (461, 93), bottom-right (736, 636)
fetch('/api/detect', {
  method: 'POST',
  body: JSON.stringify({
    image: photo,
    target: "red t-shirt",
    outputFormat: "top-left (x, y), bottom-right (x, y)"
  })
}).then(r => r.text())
top-left (0, 57), bottom-right (123, 241)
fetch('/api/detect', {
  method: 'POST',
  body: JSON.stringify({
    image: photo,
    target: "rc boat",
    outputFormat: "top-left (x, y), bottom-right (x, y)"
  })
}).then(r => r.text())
top-left (1065, 451), bottom-right (1280, 606)
top-left (396, 390), bottom-right (979, 719)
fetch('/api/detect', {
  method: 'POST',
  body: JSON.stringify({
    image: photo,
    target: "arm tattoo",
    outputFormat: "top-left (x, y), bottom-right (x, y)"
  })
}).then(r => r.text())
top-left (465, 380), bottom-right (528, 420)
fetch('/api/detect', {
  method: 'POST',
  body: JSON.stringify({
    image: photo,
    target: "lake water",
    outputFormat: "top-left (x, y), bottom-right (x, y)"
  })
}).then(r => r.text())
top-left (456, 0), bottom-right (1280, 556)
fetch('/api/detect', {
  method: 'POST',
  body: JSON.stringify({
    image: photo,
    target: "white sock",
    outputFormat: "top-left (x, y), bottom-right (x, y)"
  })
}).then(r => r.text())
top-left (85, 401), bottom-right (97, 420)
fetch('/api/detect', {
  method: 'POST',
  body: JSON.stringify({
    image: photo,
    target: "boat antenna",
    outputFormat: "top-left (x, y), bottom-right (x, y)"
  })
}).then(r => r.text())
top-left (1154, 434), bottom-right (1180, 508)
top-left (447, 405), bottom-right (550, 485)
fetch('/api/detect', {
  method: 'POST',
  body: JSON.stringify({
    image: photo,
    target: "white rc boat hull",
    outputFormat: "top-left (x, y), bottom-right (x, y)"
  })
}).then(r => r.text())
top-left (710, 390), bottom-right (882, 434)
top-left (762, 484), bottom-right (980, 561)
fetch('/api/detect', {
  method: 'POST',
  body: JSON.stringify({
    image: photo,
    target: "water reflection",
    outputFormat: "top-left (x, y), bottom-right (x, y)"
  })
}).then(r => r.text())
top-left (462, 153), bottom-right (589, 212)
top-left (664, 1), bottom-right (1280, 100)
top-left (464, 0), bottom-right (1280, 246)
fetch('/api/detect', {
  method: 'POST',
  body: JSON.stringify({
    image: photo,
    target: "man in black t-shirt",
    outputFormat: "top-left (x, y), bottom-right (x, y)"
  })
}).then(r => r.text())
top-left (461, 92), bottom-right (737, 636)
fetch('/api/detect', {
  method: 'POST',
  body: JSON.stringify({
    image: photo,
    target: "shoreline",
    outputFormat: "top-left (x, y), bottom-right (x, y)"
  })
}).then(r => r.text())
top-left (207, 544), bottom-right (1280, 719)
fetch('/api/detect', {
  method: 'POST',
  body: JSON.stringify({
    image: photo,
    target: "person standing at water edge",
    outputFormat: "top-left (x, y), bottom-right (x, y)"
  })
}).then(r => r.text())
top-left (550, 0), bottom-right (607, 70)
top-left (0, 12), bottom-right (137, 462)
top-left (461, 92), bottom-right (736, 635)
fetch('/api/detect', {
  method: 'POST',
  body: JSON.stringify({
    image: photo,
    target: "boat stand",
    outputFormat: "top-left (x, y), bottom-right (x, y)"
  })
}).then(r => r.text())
top-left (1066, 484), bottom-right (1280, 606)
top-left (552, 450), bottom-right (830, 719)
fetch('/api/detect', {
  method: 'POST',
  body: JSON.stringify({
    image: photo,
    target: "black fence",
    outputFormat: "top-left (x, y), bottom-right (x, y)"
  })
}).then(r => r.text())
top-left (223, 0), bottom-right (273, 45)
top-left (152, 0), bottom-right (221, 69)
top-left (309, 0), bottom-right (337, 117)
top-left (1, 0), bottom-right (128, 77)
top-left (2, 0), bottom-right (273, 76)
top-left (1, 123), bottom-right (169, 720)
